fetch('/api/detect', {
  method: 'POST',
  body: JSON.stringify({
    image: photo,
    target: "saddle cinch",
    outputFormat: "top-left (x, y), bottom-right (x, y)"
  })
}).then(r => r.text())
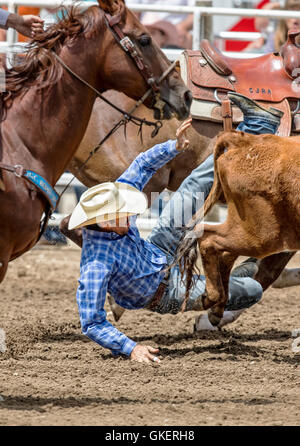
top-left (180, 30), bottom-right (300, 136)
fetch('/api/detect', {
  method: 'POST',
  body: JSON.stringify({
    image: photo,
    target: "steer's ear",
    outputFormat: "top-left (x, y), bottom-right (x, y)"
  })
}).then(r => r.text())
top-left (97, 0), bottom-right (125, 15)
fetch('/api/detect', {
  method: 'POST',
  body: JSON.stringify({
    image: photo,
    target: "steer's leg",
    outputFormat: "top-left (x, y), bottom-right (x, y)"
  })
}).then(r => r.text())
top-left (208, 250), bottom-right (239, 325)
top-left (197, 217), bottom-right (265, 326)
top-left (253, 252), bottom-right (296, 290)
top-left (272, 265), bottom-right (300, 288)
top-left (198, 223), bottom-right (238, 325)
top-left (200, 238), bottom-right (238, 325)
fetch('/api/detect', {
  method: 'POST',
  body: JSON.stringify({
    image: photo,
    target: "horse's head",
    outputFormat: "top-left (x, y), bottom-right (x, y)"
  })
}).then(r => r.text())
top-left (97, 0), bottom-right (192, 120)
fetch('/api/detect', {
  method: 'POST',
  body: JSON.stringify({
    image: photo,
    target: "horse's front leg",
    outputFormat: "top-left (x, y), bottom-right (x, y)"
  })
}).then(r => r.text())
top-left (59, 215), bottom-right (83, 248)
top-left (0, 244), bottom-right (12, 284)
top-left (0, 261), bottom-right (8, 285)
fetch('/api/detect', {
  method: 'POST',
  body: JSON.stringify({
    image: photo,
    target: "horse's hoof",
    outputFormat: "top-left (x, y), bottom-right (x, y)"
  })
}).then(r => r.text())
top-left (207, 310), bottom-right (221, 327)
top-left (194, 313), bottom-right (218, 332)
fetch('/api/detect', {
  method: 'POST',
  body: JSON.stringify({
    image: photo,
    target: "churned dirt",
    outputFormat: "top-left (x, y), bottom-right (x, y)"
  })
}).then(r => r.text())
top-left (0, 245), bottom-right (299, 426)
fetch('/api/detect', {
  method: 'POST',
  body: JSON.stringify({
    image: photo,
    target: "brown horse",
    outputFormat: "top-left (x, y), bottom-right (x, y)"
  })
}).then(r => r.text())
top-left (0, 0), bottom-right (191, 285)
top-left (67, 90), bottom-right (297, 293)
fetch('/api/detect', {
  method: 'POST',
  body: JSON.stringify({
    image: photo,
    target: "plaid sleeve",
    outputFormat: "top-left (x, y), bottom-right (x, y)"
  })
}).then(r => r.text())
top-left (0, 9), bottom-right (9, 28)
top-left (76, 260), bottom-right (137, 356)
top-left (116, 139), bottom-right (179, 191)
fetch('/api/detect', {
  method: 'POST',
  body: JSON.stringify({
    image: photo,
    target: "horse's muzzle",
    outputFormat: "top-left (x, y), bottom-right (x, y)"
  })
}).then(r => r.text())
top-left (158, 89), bottom-right (193, 120)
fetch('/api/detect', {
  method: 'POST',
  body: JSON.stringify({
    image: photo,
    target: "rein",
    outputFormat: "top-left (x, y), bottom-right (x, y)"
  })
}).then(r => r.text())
top-left (53, 52), bottom-right (164, 137)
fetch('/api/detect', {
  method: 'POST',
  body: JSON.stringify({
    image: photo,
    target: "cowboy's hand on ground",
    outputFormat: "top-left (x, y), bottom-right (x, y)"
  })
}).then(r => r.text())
top-left (7, 14), bottom-right (44, 38)
top-left (130, 344), bottom-right (161, 364)
top-left (176, 117), bottom-right (192, 151)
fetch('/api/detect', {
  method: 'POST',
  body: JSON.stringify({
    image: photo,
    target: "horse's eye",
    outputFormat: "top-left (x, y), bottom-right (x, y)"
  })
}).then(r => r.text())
top-left (139, 35), bottom-right (151, 47)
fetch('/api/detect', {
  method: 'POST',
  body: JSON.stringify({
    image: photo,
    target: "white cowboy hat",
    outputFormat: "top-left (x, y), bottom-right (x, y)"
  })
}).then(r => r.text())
top-left (68, 182), bottom-right (148, 230)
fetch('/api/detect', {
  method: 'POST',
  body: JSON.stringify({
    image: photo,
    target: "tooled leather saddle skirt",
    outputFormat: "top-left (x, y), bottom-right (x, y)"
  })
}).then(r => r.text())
top-left (180, 30), bottom-right (300, 136)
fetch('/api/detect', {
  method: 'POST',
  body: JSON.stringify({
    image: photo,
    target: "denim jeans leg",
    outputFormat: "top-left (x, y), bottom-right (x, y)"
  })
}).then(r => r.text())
top-left (147, 154), bottom-right (214, 261)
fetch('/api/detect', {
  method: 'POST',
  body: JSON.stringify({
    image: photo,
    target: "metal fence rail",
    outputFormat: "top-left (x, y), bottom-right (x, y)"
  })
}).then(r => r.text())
top-left (1, 1), bottom-right (300, 61)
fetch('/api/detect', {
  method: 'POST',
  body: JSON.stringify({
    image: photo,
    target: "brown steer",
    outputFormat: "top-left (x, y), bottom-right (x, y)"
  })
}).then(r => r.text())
top-left (177, 130), bottom-right (300, 326)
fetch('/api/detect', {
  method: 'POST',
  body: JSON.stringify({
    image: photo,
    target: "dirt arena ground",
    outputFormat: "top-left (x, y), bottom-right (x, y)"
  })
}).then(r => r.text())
top-left (0, 244), bottom-right (299, 426)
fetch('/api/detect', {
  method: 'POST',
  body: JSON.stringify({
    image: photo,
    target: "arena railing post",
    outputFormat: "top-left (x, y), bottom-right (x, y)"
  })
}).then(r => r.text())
top-left (196, 0), bottom-right (213, 44)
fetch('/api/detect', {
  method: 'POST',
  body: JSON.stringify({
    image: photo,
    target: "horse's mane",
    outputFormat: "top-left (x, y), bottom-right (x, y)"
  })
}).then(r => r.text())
top-left (0, 5), bottom-right (103, 112)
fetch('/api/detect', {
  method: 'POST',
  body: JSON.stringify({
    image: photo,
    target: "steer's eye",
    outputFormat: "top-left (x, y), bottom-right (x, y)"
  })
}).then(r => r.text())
top-left (139, 35), bottom-right (152, 47)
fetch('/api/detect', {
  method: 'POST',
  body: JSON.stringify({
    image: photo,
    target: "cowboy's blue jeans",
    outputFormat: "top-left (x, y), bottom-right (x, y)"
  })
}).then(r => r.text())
top-left (146, 117), bottom-right (279, 314)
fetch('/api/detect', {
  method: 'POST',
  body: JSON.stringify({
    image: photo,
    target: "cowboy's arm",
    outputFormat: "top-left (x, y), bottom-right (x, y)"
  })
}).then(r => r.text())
top-left (116, 139), bottom-right (179, 191)
top-left (0, 9), bottom-right (44, 36)
top-left (77, 260), bottom-right (136, 356)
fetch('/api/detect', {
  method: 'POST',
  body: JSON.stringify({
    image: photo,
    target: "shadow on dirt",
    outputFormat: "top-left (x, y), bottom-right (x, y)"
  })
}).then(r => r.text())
top-left (134, 329), bottom-right (292, 345)
top-left (1, 323), bottom-right (298, 365)
top-left (0, 394), bottom-right (277, 412)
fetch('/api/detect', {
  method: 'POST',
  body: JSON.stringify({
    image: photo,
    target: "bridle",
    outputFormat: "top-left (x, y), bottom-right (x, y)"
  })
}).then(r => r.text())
top-left (104, 11), bottom-right (160, 93)
top-left (103, 10), bottom-right (169, 114)
top-left (54, 6), bottom-right (179, 201)
top-left (105, 8), bottom-right (179, 115)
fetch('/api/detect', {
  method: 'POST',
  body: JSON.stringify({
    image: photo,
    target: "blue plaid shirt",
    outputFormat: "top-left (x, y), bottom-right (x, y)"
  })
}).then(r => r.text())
top-left (76, 140), bottom-right (179, 357)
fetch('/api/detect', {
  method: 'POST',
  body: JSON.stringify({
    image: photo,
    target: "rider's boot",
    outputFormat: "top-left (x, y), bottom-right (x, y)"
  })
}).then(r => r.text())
top-left (228, 92), bottom-right (284, 135)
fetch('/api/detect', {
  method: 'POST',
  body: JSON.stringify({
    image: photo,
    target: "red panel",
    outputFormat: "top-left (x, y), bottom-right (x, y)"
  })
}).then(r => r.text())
top-left (225, 0), bottom-right (270, 52)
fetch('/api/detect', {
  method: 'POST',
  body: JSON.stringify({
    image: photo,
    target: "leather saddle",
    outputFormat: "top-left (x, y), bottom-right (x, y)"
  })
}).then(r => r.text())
top-left (180, 30), bottom-right (300, 136)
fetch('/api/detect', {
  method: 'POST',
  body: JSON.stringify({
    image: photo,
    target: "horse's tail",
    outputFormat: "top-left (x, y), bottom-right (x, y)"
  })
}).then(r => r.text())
top-left (171, 131), bottom-right (233, 311)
